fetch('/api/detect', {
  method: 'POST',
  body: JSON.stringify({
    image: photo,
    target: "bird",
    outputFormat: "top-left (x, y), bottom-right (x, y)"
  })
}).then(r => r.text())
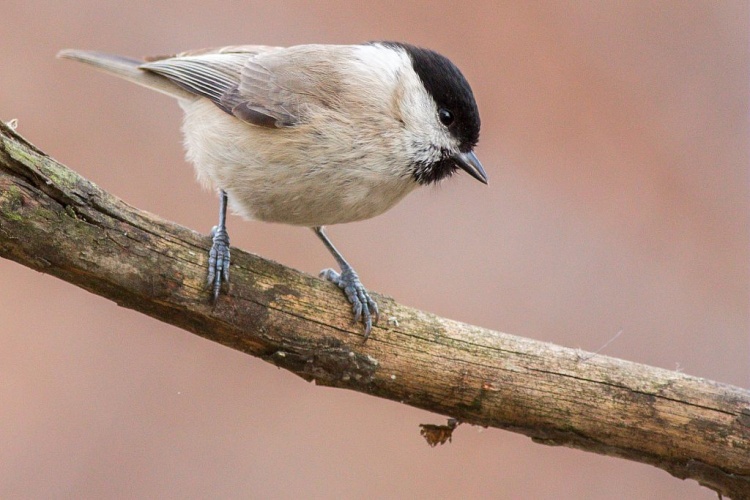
top-left (58, 42), bottom-right (487, 339)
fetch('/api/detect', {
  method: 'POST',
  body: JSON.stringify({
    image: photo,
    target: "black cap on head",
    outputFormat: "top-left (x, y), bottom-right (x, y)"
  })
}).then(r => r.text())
top-left (380, 42), bottom-right (481, 152)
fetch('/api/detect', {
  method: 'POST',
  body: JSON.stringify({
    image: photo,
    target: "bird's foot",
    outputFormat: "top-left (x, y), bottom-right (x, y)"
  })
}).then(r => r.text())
top-left (320, 266), bottom-right (379, 339)
top-left (207, 225), bottom-right (230, 301)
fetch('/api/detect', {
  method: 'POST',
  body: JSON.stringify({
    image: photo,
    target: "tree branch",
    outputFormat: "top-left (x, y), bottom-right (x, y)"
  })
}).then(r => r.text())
top-left (1, 120), bottom-right (748, 498)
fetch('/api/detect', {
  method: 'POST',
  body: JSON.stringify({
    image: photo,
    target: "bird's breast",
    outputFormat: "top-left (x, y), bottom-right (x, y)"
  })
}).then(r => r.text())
top-left (180, 99), bottom-right (418, 226)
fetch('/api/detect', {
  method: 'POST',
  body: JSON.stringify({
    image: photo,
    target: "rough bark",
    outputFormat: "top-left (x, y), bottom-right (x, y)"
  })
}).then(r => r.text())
top-left (1, 121), bottom-right (748, 498)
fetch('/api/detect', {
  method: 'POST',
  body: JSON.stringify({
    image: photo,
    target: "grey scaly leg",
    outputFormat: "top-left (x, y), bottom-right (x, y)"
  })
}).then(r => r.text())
top-left (207, 189), bottom-right (230, 301)
top-left (313, 226), bottom-right (379, 339)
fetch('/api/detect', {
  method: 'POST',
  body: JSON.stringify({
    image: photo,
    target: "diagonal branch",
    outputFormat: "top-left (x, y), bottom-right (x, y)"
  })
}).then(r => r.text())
top-left (1, 120), bottom-right (748, 498)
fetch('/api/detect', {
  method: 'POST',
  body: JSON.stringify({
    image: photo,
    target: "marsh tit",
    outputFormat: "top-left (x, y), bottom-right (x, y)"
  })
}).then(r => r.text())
top-left (58, 42), bottom-right (487, 338)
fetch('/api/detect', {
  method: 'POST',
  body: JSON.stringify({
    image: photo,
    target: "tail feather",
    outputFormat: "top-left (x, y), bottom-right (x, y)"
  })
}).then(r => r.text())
top-left (57, 49), bottom-right (195, 100)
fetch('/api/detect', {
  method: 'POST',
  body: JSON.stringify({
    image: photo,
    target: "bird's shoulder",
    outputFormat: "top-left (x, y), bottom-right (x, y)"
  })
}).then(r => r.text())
top-left (141, 43), bottom-right (408, 128)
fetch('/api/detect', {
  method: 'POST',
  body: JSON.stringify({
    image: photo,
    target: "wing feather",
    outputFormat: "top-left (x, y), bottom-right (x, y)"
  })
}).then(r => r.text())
top-left (141, 53), bottom-right (247, 107)
top-left (140, 45), bottom-right (348, 128)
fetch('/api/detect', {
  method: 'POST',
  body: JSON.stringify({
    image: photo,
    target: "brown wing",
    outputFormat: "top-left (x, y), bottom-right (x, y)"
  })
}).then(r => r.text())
top-left (140, 44), bottom-right (346, 128)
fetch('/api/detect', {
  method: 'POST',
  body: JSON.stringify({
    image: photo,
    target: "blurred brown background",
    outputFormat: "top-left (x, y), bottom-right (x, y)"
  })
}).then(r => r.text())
top-left (1, 1), bottom-right (747, 498)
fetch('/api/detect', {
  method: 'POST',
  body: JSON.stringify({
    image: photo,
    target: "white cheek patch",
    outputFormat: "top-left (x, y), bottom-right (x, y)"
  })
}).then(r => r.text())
top-left (352, 43), bottom-right (459, 153)
top-left (405, 87), bottom-right (458, 165)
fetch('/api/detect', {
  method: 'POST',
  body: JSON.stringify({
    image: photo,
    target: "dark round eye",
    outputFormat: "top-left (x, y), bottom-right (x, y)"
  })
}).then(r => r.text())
top-left (438, 108), bottom-right (454, 126)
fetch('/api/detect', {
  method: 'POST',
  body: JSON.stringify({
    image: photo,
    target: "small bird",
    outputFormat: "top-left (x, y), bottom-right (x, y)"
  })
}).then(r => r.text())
top-left (58, 42), bottom-right (487, 338)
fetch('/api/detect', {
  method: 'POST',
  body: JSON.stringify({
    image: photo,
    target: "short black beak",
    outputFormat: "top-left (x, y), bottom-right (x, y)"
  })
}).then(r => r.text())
top-left (453, 151), bottom-right (488, 185)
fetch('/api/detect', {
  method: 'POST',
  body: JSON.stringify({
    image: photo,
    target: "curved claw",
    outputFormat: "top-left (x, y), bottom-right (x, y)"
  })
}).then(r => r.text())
top-left (207, 225), bottom-right (230, 301)
top-left (320, 267), bottom-right (378, 339)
